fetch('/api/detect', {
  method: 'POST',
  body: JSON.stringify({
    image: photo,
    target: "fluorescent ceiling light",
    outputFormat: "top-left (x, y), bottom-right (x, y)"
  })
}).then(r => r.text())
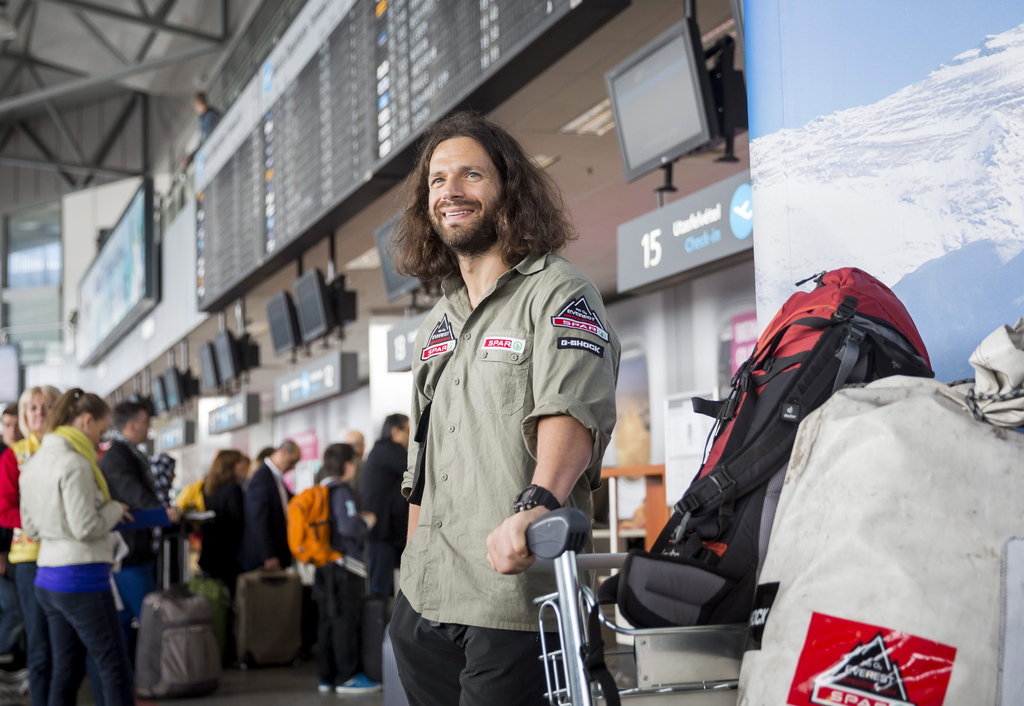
top-left (560, 99), bottom-right (615, 136)
top-left (533, 154), bottom-right (560, 169)
top-left (344, 247), bottom-right (381, 271)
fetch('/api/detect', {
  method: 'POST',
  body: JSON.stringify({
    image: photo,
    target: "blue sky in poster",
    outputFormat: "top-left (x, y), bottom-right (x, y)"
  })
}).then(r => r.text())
top-left (746, 0), bottom-right (1024, 139)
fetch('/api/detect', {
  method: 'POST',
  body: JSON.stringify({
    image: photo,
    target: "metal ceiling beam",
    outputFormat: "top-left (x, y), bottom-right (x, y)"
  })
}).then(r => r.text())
top-left (0, 124), bottom-right (15, 152)
top-left (0, 41), bottom-right (222, 116)
top-left (83, 91), bottom-right (140, 187)
top-left (15, 121), bottom-right (77, 187)
top-left (0, 154), bottom-right (143, 179)
top-left (134, 0), bottom-right (178, 65)
top-left (73, 11), bottom-right (131, 66)
top-left (36, 0), bottom-right (225, 43)
top-left (27, 65), bottom-right (89, 166)
top-left (0, 51), bottom-right (89, 78)
top-left (0, 62), bottom-right (24, 100)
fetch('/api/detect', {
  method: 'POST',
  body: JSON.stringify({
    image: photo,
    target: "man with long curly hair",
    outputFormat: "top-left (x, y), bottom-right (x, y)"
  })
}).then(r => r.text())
top-left (387, 112), bottom-right (620, 705)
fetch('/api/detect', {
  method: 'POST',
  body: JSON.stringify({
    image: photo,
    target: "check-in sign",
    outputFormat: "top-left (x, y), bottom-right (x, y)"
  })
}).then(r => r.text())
top-left (618, 171), bottom-right (753, 293)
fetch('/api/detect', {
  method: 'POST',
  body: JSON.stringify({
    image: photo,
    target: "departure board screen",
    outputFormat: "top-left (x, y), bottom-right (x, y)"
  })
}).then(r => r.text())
top-left (196, 124), bottom-right (264, 305)
top-left (196, 0), bottom-right (628, 312)
top-left (373, 0), bottom-right (581, 164)
top-left (265, 4), bottom-right (374, 256)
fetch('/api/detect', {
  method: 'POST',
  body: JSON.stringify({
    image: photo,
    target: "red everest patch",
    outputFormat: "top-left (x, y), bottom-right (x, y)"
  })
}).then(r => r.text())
top-left (551, 296), bottom-right (609, 341)
top-left (788, 613), bottom-right (956, 706)
top-left (422, 314), bottom-right (457, 361)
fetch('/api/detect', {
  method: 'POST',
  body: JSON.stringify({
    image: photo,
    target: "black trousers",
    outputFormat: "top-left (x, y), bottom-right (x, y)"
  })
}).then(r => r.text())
top-left (389, 591), bottom-right (553, 706)
top-left (313, 564), bottom-right (362, 686)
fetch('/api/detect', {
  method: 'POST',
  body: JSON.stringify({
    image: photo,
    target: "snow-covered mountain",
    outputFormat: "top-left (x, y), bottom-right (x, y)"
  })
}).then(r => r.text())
top-left (750, 23), bottom-right (1024, 379)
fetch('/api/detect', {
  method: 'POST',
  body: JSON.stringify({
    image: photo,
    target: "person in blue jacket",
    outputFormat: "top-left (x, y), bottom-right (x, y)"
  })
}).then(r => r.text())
top-left (314, 443), bottom-right (379, 695)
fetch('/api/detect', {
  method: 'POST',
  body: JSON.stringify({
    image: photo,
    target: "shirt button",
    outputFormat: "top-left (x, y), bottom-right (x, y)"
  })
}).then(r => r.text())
top-left (481, 352), bottom-right (488, 359)
top-left (447, 425), bottom-right (455, 433)
top-left (454, 378), bottom-right (460, 385)
top-left (434, 520), bottom-right (442, 529)
top-left (441, 473), bottom-right (449, 481)
top-left (463, 332), bottom-right (472, 340)
top-left (511, 354), bottom-right (519, 361)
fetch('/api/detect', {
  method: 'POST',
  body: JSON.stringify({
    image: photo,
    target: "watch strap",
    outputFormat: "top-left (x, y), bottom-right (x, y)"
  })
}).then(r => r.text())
top-left (514, 484), bottom-right (561, 513)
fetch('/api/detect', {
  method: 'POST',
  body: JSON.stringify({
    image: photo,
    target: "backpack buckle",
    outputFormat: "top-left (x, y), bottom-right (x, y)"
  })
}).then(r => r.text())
top-left (832, 296), bottom-right (858, 323)
top-left (708, 467), bottom-right (735, 493)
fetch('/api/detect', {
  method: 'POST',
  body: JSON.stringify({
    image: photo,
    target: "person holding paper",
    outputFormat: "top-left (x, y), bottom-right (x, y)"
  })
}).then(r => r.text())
top-left (99, 401), bottom-right (180, 647)
top-left (20, 388), bottom-right (135, 706)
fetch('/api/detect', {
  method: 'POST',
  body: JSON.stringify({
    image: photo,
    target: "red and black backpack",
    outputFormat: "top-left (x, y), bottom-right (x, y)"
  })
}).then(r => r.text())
top-left (602, 268), bottom-right (934, 628)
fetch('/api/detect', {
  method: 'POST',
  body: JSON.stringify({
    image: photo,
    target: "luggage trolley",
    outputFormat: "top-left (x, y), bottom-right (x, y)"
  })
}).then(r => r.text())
top-left (527, 509), bottom-right (746, 705)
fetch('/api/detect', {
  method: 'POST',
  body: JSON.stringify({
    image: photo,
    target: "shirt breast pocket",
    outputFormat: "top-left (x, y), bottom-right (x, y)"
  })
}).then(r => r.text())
top-left (468, 334), bottom-right (532, 416)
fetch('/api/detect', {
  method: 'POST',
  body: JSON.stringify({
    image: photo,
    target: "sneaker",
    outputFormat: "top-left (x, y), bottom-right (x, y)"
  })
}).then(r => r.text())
top-left (335, 674), bottom-right (382, 694)
top-left (318, 683), bottom-right (333, 693)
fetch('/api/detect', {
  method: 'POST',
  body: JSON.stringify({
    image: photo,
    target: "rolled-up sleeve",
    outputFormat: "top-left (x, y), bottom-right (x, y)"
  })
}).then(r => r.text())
top-left (521, 276), bottom-right (620, 469)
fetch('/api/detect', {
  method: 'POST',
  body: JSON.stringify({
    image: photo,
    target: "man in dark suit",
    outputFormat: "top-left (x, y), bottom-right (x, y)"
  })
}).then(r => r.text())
top-left (241, 440), bottom-right (301, 572)
top-left (360, 414), bottom-right (410, 596)
top-left (101, 401), bottom-right (180, 644)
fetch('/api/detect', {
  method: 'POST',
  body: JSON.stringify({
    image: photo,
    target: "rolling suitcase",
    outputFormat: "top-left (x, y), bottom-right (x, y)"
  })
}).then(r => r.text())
top-left (360, 595), bottom-right (392, 682)
top-left (235, 570), bottom-right (303, 666)
top-left (134, 586), bottom-right (221, 698)
top-left (382, 628), bottom-right (410, 706)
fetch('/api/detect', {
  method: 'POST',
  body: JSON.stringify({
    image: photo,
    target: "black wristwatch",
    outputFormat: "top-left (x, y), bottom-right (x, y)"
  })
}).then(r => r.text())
top-left (514, 484), bottom-right (561, 514)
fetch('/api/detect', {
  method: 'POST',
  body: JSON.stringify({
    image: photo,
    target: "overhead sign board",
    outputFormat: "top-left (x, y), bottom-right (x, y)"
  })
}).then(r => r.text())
top-left (208, 393), bottom-right (261, 435)
top-left (274, 350), bottom-right (359, 413)
top-left (387, 313), bottom-right (428, 372)
top-left (617, 170), bottom-right (753, 293)
top-left (154, 419), bottom-right (196, 453)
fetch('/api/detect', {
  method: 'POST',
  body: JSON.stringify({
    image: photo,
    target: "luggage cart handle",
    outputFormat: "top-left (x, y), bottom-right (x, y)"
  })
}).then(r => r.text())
top-left (525, 508), bottom-right (589, 559)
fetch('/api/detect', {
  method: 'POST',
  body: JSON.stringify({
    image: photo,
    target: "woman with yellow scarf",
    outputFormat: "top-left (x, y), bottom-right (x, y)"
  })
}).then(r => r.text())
top-left (20, 389), bottom-right (134, 706)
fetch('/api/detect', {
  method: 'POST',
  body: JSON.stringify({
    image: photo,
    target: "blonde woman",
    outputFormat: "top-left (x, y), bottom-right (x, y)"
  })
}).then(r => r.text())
top-left (0, 385), bottom-right (59, 706)
top-left (21, 389), bottom-right (134, 706)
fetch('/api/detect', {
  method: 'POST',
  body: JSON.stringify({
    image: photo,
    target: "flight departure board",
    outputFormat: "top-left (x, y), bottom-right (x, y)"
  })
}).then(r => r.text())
top-left (196, 0), bottom-right (628, 312)
top-left (196, 124), bottom-right (264, 304)
top-left (265, 5), bottom-right (375, 256)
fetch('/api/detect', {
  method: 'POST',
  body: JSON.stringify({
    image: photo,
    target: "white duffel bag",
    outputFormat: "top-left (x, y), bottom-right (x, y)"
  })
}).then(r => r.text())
top-left (737, 372), bottom-right (1024, 706)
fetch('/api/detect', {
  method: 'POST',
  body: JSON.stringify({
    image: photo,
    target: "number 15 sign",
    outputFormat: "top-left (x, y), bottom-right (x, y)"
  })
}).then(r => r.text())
top-left (617, 171), bottom-right (753, 294)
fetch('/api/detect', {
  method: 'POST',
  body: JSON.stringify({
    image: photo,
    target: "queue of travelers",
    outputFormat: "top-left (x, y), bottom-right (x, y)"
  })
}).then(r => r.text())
top-left (0, 384), bottom-right (407, 704)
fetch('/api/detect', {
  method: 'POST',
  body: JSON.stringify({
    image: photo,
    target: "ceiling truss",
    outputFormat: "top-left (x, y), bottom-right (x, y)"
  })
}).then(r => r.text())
top-left (0, 0), bottom-right (228, 187)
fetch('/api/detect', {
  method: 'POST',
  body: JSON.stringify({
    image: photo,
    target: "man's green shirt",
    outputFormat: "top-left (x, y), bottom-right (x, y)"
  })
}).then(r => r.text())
top-left (401, 252), bottom-right (620, 631)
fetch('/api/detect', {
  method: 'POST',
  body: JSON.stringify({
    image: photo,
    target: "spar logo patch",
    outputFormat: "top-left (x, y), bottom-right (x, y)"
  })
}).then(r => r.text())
top-left (787, 613), bottom-right (955, 706)
top-left (557, 337), bottom-right (604, 358)
top-left (421, 314), bottom-right (457, 361)
top-left (482, 337), bottom-right (526, 353)
top-left (551, 297), bottom-right (609, 341)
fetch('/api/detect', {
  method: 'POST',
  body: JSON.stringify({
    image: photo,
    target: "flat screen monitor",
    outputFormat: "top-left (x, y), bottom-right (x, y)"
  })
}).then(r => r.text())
top-left (151, 376), bottom-right (167, 416)
top-left (266, 291), bottom-right (301, 357)
top-left (163, 368), bottom-right (183, 409)
top-left (76, 178), bottom-right (159, 365)
top-left (294, 268), bottom-right (336, 343)
top-left (214, 330), bottom-right (241, 383)
top-left (0, 345), bottom-right (20, 403)
top-left (605, 19), bottom-right (717, 183)
top-left (374, 215), bottom-right (421, 302)
top-left (198, 341), bottom-right (220, 391)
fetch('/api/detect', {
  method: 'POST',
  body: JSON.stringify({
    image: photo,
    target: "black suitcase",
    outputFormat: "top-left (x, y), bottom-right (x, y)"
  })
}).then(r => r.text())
top-left (134, 586), bottom-right (220, 698)
top-left (360, 595), bottom-right (392, 682)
